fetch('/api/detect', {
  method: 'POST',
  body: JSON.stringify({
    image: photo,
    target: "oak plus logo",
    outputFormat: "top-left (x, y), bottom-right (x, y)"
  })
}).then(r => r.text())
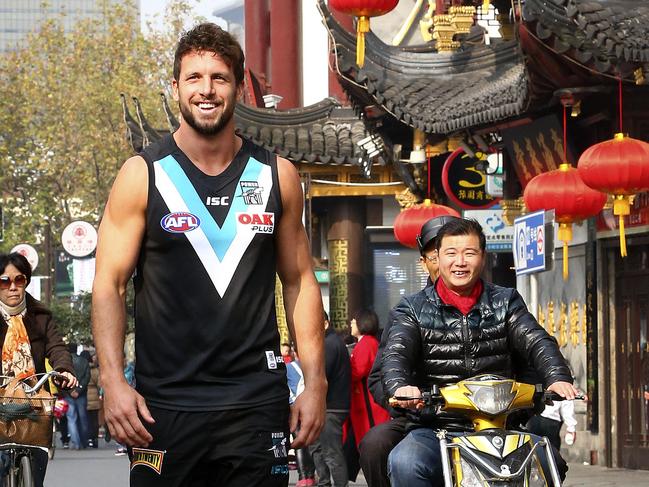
top-left (237, 212), bottom-right (274, 234)
top-left (160, 212), bottom-right (201, 233)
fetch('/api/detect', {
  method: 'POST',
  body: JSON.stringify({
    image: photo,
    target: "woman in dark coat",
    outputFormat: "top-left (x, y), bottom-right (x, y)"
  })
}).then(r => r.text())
top-left (0, 252), bottom-right (77, 487)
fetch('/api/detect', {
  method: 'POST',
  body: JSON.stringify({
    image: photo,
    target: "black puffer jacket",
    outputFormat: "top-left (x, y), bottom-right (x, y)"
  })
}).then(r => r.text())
top-left (382, 280), bottom-right (572, 402)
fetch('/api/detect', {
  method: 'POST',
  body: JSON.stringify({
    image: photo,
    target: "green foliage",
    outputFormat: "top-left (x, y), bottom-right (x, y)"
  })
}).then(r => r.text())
top-left (50, 293), bottom-right (93, 345)
top-left (0, 0), bottom-right (201, 250)
top-left (50, 280), bottom-right (135, 345)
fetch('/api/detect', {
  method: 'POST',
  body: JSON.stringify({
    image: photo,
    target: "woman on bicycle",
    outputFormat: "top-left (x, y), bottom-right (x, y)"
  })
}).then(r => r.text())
top-left (0, 252), bottom-right (78, 487)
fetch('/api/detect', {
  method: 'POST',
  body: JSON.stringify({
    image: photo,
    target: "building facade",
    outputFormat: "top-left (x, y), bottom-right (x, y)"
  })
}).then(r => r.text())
top-left (0, 0), bottom-right (139, 53)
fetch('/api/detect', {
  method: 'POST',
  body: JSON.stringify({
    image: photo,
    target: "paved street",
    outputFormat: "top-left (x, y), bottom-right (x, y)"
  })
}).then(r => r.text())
top-left (43, 440), bottom-right (648, 486)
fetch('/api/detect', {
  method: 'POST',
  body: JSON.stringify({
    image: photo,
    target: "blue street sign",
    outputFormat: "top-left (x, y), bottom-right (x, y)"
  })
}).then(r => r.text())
top-left (513, 210), bottom-right (546, 275)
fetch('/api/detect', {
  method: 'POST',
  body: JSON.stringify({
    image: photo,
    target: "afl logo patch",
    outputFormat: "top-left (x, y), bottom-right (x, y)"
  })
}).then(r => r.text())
top-left (160, 212), bottom-right (201, 233)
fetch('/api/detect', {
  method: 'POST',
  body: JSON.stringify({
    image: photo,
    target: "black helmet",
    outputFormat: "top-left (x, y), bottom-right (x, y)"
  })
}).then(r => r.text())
top-left (416, 215), bottom-right (461, 255)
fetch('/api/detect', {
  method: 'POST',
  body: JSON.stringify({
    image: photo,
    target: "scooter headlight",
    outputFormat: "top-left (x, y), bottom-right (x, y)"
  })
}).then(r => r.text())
top-left (465, 382), bottom-right (515, 415)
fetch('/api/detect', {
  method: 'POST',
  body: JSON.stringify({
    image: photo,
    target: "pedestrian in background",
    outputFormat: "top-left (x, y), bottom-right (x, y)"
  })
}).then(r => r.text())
top-left (310, 312), bottom-right (350, 487)
top-left (64, 344), bottom-right (90, 450)
top-left (349, 310), bottom-right (389, 448)
top-left (82, 351), bottom-right (101, 448)
top-left (527, 398), bottom-right (578, 450)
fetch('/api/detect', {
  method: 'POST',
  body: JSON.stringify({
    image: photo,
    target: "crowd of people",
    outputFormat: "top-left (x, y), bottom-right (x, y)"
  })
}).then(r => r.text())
top-left (281, 307), bottom-right (391, 487)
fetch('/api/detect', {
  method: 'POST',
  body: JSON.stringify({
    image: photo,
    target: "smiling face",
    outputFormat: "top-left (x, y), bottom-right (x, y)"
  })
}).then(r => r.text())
top-left (172, 50), bottom-right (242, 137)
top-left (438, 233), bottom-right (485, 296)
top-left (0, 264), bottom-right (27, 307)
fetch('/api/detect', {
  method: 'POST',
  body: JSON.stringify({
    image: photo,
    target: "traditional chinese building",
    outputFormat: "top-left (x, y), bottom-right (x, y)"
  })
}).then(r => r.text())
top-left (319, 0), bottom-right (649, 470)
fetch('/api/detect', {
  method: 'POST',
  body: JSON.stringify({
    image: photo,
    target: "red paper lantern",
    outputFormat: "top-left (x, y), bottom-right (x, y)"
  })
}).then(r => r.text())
top-left (393, 199), bottom-right (461, 249)
top-left (524, 163), bottom-right (606, 279)
top-left (329, 0), bottom-right (399, 67)
top-left (577, 133), bottom-right (649, 256)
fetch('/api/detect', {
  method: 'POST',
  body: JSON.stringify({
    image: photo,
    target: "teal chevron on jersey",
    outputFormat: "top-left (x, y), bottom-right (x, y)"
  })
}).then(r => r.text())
top-left (156, 154), bottom-right (264, 260)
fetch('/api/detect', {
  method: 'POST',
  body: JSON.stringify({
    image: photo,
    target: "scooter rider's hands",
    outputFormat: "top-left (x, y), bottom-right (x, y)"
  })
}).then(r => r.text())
top-left (290, 381), bottom-right (326, 449)
top-left (546, 381), bottom-right (580, 400)
top-left (392, 385), bottom-right (423, 409)
top-left (103, 379), bottom-right (155, 448)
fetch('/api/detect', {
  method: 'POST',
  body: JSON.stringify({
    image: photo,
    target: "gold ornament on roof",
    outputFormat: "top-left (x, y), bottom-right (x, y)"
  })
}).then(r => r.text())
top-left (500, 198), bottom-right (527, 226)
top-left (449, 6), bottom-right (475, 34)
top-left (433, 14), bottom-right (459, 51)
top-left (395, 188), bottom-right (419, 209)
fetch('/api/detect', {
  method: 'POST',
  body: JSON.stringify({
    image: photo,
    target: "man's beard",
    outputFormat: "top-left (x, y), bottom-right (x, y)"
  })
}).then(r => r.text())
top-left (178, 98), bottom-right (235, 136)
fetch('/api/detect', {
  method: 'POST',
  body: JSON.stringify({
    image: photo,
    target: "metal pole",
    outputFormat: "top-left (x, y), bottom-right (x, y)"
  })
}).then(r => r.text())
top-left (530, 273), bottom-right (538, 319)
top-left (438, 432), bottom-right (453, 487)
top-left (43, 221), bottom-right (52, 306)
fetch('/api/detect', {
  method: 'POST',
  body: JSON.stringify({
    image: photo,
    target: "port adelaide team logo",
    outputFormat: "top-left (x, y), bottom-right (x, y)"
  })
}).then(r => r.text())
top-left (160, 212), bottom-right (201, 233)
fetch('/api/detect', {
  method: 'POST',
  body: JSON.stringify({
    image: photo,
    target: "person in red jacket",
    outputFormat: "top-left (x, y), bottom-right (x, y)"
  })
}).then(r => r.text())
top-left (349, 310), bottom-right (390, 447)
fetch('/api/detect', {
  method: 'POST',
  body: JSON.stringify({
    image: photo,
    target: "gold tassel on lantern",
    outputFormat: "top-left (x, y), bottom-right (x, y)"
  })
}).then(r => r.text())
top-left (557, 222), bottom-right (572, 280)
top-left (356, 16), bottom-right (370, 67)
top-left (613, 194), bottom-right (631, 257)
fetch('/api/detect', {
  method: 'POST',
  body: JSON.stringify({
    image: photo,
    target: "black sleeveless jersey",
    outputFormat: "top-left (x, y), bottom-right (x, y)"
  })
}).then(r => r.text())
top-left (135, 134), bottom-right (288, 410)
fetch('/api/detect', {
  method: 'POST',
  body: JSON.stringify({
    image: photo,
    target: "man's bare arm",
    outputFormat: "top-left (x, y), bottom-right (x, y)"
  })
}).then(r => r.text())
top-left (275, 157), bottom-right (326, 449)
top-left (92, 156), bottom-right (153, 447)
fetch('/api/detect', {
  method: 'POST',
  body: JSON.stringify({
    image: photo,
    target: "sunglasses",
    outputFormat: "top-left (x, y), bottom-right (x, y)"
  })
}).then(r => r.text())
top-left (0, 275), bottom-right (28, 290)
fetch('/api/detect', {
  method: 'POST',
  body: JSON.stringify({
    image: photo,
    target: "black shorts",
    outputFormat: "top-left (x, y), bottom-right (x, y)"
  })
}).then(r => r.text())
top-left (129, 401), bottom-right (290, 487)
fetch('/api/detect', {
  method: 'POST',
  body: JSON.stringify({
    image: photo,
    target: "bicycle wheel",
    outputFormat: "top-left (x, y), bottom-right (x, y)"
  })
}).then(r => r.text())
top-left (17, 456), bottom-right (32, 487)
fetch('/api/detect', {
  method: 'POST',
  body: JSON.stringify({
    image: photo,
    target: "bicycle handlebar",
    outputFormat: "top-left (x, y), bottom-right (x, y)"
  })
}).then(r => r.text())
top-left (23, 371), bottom-right (66, 395)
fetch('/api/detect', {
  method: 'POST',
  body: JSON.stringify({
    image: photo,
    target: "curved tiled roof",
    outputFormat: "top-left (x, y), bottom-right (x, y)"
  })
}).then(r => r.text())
top-left (523, 0), bottom-right (649, 75)
top-left (121, 95), bottom-right (384, 167)
top-left (318, 0), bottom-right (530, 136)
top-left (234, 98), bottom-right (377, 165)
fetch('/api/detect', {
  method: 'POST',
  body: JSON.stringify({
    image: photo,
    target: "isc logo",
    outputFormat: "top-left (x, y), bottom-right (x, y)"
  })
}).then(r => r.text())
top-left (160, 212), bottom-right (201, 233)
top-left (237, 212), bottom-right (274, 234)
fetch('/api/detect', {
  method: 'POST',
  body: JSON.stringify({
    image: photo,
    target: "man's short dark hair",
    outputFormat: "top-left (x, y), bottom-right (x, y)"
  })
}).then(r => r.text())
top-left (173, 22), bottom-right (245, 85)
top-left (354, 309), bottom-right (379, 336)
top-left (435, 218), bottom-right (486, 252)
top-left (0, 253), bottom-right (32, 284)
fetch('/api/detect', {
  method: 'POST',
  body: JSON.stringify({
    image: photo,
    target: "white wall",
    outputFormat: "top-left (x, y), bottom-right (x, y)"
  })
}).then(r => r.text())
top-left (301, 0), bottom-right (330, 106)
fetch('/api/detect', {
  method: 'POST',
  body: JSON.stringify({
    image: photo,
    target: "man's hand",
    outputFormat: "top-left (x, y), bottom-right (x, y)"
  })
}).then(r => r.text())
top-left (644, 391), bottom-right (649, 401)
top-left (547, 381), bottom-right (580, 400)
top-left (289, 382), bottom-right (326, 449)
top-left (391, 385), bottom-right (423, 409)
top-left (103, 380), bottom-right (155, 447)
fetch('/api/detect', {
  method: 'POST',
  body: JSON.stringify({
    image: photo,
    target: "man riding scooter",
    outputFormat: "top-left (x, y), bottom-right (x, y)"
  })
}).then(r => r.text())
top-left (382, 218), bottom-right (578, 486)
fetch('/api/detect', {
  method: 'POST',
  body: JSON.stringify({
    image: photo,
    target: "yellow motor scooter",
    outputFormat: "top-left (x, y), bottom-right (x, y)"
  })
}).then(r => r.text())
top-left (391, 374), bottom-right (579, 487)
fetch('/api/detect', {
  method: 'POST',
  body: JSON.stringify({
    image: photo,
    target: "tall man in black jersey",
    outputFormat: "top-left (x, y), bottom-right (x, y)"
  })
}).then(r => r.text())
top-left (92, 23), bottom-right (326, 487)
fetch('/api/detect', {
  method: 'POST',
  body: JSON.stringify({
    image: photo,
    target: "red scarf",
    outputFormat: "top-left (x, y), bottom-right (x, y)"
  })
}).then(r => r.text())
top-left (436, 278), bottom-right (483, 316)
